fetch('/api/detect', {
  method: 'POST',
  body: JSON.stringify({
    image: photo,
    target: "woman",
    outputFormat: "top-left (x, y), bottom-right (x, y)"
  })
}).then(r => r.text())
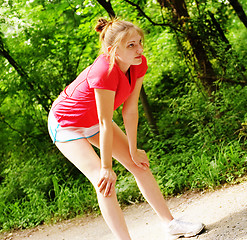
top-left (48, 18), bottom-right (204, 240)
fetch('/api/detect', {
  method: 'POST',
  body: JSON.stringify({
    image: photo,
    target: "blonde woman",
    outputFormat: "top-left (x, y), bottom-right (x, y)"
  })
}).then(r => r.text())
top-left (48, 18), bottom-right (204, 240)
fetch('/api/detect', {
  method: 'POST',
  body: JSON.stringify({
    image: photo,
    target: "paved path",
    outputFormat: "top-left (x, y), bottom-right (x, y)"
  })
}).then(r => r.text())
top-left (1, 181), bottom-right (247, 240)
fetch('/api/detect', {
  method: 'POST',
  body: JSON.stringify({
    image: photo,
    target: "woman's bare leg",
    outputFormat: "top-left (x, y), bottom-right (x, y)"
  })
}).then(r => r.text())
top-left (89, 122), bottom-right (174, 225)
top-left (55, 139), bottom-right (131, 240)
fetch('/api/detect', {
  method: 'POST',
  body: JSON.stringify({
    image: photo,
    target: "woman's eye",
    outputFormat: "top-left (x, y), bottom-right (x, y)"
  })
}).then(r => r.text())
top-left (128, 43), bottom-right (134, 48)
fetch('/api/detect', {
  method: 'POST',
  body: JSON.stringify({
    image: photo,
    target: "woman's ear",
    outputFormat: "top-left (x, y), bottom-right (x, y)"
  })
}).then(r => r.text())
top-left (107, 46), bottom-right (112, 53)
top-left (108, 46), bottom-right (118, 57)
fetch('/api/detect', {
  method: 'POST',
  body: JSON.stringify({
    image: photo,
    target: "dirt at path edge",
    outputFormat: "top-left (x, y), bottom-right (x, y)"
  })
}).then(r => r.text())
top-left (1, 181), bottom-right (247, 240)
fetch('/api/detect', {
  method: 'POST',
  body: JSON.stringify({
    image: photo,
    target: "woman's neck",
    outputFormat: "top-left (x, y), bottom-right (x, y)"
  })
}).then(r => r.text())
top-left (115, 59), bottom-right (130, 74)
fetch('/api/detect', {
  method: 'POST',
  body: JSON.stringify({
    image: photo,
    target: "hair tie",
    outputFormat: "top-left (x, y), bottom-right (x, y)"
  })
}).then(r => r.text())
top-left (95, 18), bottom-right (108, 33)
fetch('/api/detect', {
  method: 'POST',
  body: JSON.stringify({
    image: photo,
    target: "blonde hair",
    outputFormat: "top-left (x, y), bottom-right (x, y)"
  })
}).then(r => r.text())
top-left (95, 18), bottom-right (144, 72)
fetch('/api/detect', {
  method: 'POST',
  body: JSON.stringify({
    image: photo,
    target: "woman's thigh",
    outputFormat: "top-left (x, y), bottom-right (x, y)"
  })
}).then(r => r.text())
top-left (88, 122), bottom-right (142, 175)
top-left (55, 138), bottom-right (101, 187)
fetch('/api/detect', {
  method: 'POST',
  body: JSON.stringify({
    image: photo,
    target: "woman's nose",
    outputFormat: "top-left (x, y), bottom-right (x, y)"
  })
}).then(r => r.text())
top-left (137, 45), bottom-right (143, 54)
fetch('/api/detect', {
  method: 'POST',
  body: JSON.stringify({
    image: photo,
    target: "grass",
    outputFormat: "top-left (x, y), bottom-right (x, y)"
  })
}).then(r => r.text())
top-left (150, 140), bottom-right (247, 196)
top-left (0, 139), bottom-right (246, 232)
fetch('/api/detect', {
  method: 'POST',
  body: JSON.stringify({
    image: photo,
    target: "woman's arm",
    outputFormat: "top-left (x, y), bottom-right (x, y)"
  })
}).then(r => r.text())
top-left (122, 76), bottom-right (149, 170)
top-left (94, 88), bottom-right (117, 197)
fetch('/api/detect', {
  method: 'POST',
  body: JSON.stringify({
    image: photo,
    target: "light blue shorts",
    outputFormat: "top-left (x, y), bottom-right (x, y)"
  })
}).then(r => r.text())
top-left (48, 111), bottom-right (100, 143)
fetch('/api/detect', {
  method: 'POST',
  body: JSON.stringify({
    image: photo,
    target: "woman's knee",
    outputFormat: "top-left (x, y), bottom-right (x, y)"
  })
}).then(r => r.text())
top-left (125, 160), bottom-right (151, 178)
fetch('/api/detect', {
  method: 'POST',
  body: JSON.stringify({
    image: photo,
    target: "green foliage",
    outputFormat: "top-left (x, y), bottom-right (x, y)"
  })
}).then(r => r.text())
top-left (149, 140), bottom-right (247, 196)
top-left (0, 0), bottom-right (247, 233)
top-left (116, 174), bottom-right (144, 205)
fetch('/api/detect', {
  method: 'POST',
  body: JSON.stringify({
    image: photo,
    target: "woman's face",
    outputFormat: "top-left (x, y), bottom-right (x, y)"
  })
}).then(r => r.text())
top-left (115, 30), bottom-right (143, 73)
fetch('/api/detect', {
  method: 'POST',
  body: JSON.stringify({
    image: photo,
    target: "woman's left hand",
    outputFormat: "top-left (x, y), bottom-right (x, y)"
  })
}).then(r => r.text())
top-left (131, 149), bottom-right (150, 170)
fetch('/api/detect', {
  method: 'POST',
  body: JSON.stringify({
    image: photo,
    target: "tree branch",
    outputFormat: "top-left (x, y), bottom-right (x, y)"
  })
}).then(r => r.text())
top-left (96, 0), bottom-right (116, 18)
top-left (0, 113), bottom-right (25, 137)
top-left (122, 0), bottom-right (177, 31)
top-left (0, 35), bottom-right (50, 112)
top-left (198, 75), bottom-right (247, 87)
top-left (0, 36), bottom-right (29, 81)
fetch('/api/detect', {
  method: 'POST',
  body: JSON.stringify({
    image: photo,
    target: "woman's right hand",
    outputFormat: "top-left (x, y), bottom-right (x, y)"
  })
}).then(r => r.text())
top-left (97, 167), bottom-right (117, 197)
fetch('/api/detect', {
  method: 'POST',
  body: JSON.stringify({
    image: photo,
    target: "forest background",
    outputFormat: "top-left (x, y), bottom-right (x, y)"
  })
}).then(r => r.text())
top-left (0, 0), bottom-right (247, 232)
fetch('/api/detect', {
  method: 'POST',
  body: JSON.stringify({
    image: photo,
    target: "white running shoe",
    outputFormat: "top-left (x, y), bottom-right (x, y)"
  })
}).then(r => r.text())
top-left (165, 219), bottom-right (205, 239)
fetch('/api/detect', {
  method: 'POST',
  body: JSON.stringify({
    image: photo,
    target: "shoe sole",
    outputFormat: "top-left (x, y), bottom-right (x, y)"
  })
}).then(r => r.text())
top-left (184, 223), bottom-right (205, 237)
top-left (167, 223), bottom-right (205, 239)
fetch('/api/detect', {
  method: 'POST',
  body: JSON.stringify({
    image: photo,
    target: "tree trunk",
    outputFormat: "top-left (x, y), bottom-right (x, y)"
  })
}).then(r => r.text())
top-left (208, 11), bottom-right (246, 79)
top-left (140, 86), bottom-right (159, 135)
top-left (208, 11), bottom-right (231, 50)
top-left (159, 0), bottom-right (217, 95)
top-left (229, 0), bottom-right (247, 28)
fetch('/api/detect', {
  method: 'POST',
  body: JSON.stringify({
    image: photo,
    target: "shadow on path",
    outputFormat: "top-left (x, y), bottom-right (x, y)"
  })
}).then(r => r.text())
top-left (186, 208), bottom-right (247, 240)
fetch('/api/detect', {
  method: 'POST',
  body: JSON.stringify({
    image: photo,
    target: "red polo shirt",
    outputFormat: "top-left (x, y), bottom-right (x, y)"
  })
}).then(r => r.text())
top-left (51, 54), bottom-right (148, 127)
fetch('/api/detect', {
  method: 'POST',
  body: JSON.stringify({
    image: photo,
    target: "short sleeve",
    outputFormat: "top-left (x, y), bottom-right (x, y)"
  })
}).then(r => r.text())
top-left (136, 55), bottom-right (148, 78)
top-left (87, 55), bottom-right (119, 91)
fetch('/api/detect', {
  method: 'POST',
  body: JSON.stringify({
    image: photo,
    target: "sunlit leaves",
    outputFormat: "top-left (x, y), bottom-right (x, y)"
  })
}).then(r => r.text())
top-left (0, 0), bottom-right (246, 232)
